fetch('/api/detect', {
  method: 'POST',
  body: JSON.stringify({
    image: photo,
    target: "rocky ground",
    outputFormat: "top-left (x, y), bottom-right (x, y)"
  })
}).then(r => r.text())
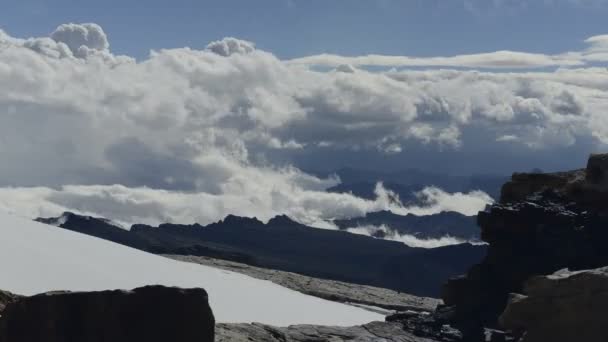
top-left (216, 320), bottom-right (450, 342)
top-left (168, 255), bottom-right (458, 341)
top-left (166, 254), bottom-right (440, 314)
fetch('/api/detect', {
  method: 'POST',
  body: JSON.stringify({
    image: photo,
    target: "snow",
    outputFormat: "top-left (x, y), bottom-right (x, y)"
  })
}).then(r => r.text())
top-left (0, 211), bottom-right (383, 326)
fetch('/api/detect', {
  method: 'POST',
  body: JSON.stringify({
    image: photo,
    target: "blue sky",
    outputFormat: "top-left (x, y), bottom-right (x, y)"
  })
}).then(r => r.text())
top-left (1, 0), bottom-right (607, 59)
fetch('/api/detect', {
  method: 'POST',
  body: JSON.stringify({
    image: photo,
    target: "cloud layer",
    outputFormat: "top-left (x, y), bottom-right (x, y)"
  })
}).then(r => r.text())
top-left (345, 225), bottom-right (482, 248)
top-left (0, 23), bottom-right (606, 226)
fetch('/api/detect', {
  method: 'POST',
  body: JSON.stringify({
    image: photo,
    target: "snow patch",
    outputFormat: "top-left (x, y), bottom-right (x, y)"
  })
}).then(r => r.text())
top-left (0, 210), bottom-right (382, 325)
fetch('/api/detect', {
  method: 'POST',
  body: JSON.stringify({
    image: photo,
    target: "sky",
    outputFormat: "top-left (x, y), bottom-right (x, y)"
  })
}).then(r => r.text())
top-left (2, 0), bottom-right (608, 59)
top-left (0, 0), bottom-right (607, 226)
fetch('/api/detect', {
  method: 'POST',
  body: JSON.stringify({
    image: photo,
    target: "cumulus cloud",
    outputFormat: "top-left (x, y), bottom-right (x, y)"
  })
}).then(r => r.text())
top-left (0, 24), bottom-right (607, 226)
top-left (50, 23), bottom-right (109, 56)
top-left (206, 37), bottom-right (255, 56)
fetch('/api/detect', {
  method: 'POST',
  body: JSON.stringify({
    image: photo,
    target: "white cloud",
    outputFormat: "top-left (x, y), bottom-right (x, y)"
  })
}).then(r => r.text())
top-left (206, 37), bottom-right (255, 56)
top-left (345, 225), bottom-right (482, 248)
top-left (0, 183), bottom-right (492, 228)
top-left (50, 23), bottom-right (110, 57)
top-left (0, 24), bottom-right (607, 226)
top-left (289, 51), bottom-right (582, 69)
top-left (289, 33), bottom-right (608, 69)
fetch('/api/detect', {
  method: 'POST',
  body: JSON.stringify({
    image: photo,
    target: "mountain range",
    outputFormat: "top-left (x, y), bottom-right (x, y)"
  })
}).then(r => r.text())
top-left (37, 212), bottom-right (486, 297)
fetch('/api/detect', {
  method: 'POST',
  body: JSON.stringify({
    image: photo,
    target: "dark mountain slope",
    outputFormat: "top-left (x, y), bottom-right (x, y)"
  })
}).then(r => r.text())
top-left (36, 213), bottom-right (485, 297)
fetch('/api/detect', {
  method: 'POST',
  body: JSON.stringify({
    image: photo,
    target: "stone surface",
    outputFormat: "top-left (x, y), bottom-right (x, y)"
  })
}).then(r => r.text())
top-left (500, 267), bottom-right (608, 342)
top-left (440, 153), bottom-right (608, 339)
top-left (166, 254), bottom-right (440, 313)
top-left (216, 320), bottom-right (454, 342)
top-left (0, 285), bottom-right (214, 342)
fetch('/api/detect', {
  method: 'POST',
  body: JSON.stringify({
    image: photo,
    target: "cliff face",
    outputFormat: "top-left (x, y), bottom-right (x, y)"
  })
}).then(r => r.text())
top-left (440, 154), bottom-right (608, 337)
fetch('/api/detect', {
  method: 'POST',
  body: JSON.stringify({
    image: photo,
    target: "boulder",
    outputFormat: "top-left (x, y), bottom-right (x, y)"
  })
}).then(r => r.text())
top-left (0, 285), bottom-right (214, 342)
top-left (500, 267), bottom-right (608, 342)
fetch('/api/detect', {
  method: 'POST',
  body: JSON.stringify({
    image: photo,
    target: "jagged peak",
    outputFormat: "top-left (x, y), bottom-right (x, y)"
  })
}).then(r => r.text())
top-left (36, 211), bottom-right (123, 229)
top-left (266, 214), bottom-right (303, 228)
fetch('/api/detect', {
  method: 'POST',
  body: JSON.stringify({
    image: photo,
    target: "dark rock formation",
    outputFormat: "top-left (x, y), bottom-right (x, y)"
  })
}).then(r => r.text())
top-left (37, 212), bottom-right (486, 297)
top-left (439, 153), bottom-right (608, 339)
top-left (334, 210), bottom-right (479, 240)
top-left (0, 290), bottom-right (20, 317)
top-left (0, 286), bottom-right (214, 342)
top-left (500, 267), bottom-right (608, 342)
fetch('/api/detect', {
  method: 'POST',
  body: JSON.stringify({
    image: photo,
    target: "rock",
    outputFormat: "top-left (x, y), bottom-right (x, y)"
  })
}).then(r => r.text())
top-left (500, 267), bottom-right (608, 342)
top-left (166, 254), bottom-right (441, 313)
top-left (0, 285), bottom-right (214, 342)
top-left (586, 153), bottom-right (608, 186)
top-left (216, 320), bottom-right (453, 342)
top-left (0, 290), bottom-right (20, 317)
top-left (440, 153), bottom-right (608, 339)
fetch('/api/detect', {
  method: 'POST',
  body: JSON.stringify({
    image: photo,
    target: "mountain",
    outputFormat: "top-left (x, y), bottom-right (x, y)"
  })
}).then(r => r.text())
top-left (37, 213), bottom-right (486, 297)
top-left (333, 210), bottom-right (480, 240)
top-left (0, 210), bottom-right (381, 326)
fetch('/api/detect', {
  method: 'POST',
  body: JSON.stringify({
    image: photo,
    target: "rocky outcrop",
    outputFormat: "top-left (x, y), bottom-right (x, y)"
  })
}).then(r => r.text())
top-left (217, 316), bottom-right (461, 342)
top-left (0, 290), bottom-right (20, 317)
top-left (439, 153), bottom-right (608, 339)
top-left (166, 254), bottom-right (440, 313)
top-left (500, 267), bottom-right (608, 342)
top-left (0, 286), bottom-right (214, 342)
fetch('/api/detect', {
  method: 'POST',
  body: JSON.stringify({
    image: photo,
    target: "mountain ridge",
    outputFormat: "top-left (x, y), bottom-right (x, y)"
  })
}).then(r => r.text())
top-left (36, 211), bottom-right (486, 297)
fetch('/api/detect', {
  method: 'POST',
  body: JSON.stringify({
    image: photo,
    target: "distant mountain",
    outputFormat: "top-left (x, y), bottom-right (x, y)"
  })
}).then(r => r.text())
top-left (37, 212), bottom-right (486, 297)
top-left (324, 168), bottom-right (508, 200)
top-left (333, 210), bottom-right (480, 240)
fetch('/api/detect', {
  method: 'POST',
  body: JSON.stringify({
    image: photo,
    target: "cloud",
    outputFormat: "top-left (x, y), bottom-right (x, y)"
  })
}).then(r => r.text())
top-left (50, 23), bottom-right (109, 57)
top-left (289, 51), bottom-right (582, 69)
top-left (345, 225), bottom-right (482, 248)
top-left (0, 24), bottom-right (607, 225)
top-left (289, 34), bottom-right (608, 69)
top-left (0, 183), bottom-right (492, 228)
top-left (206, 37), bottom-right (255, 56)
